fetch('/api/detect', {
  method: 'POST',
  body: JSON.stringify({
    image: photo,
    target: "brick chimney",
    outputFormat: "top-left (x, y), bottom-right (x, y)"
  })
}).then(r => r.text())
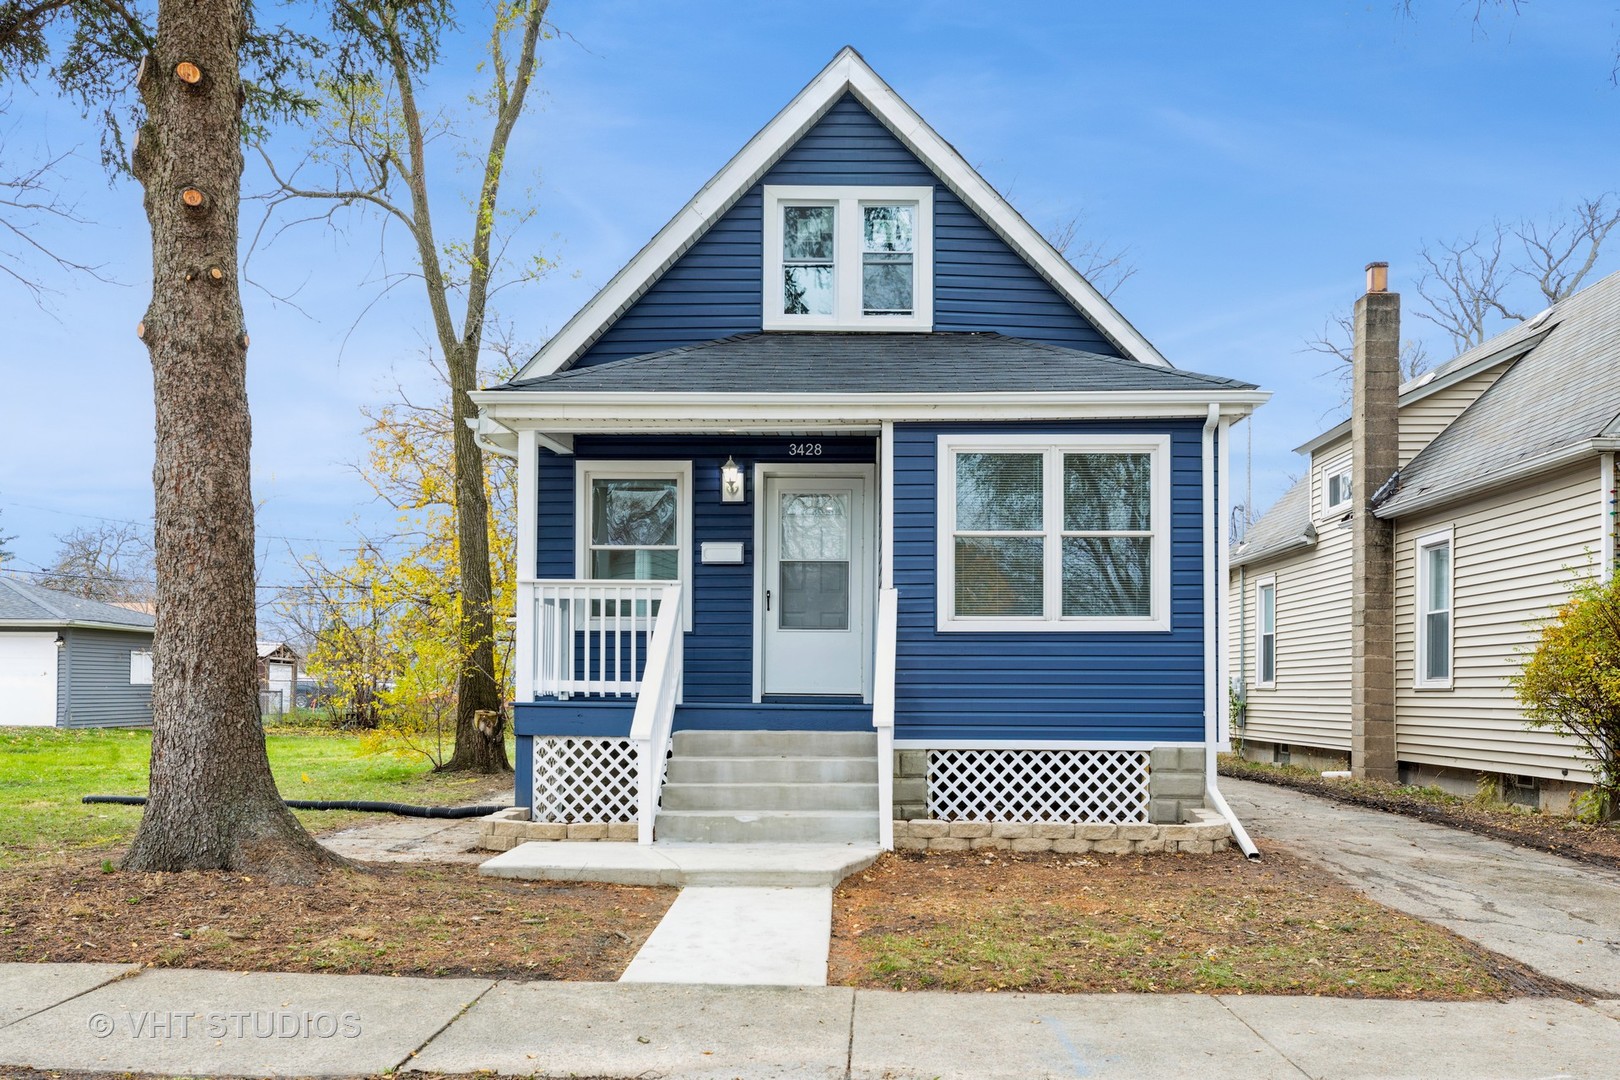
top-left (1351, 262), bottom-right (1399, 782)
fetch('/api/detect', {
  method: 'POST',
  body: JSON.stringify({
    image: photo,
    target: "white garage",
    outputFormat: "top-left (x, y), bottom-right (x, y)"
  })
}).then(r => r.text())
top-left (0, 632), bottom-right (59, 726)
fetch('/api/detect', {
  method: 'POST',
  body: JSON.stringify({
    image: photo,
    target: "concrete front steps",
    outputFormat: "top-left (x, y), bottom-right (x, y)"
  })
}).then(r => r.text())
top-left (655, 730), bottom-right (881, 844)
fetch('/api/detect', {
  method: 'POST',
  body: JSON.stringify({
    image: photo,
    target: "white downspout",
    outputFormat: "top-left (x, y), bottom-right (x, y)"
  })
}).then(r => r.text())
top-left (1203, 403), bottom-right (1260, 860)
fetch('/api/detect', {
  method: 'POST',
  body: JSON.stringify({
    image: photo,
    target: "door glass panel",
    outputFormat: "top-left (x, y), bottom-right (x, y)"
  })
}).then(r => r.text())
top-left (779, 491), bottom-right (851, 630)
top-left (781, 562), bottom-right (850, 630)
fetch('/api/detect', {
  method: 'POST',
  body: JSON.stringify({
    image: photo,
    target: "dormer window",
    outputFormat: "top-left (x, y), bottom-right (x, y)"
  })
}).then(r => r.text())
top-left (1324, 461), bottom-right (1352, 515)
top-left (763, 185), bottom-right (933, 331)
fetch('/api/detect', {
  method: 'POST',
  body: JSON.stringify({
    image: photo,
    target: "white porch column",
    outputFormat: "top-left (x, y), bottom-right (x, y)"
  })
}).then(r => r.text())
top-left (880, 420), bottom-right (895, 589)
top-left (514, 428), bottom-right (538, 705)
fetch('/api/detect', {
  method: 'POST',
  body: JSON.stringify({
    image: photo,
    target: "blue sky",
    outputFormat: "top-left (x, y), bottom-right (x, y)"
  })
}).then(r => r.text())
top-left (2, 0), bottom-right (1617, 621)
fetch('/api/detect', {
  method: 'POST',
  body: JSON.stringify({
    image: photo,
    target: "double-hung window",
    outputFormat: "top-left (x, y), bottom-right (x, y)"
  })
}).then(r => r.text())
top-left (763, 186), bottom-right (933, 330)
top-left (938, 435), bottom-right (1171, 632)
top-left (1256, 578), bottom-right (1277, 687)
top-left (575, 462), bottom-right (694, 629)
top-left (1415, 528), bottom-right (1453, 688)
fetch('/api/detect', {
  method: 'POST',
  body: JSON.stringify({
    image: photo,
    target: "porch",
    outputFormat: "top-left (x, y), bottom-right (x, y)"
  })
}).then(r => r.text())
top-left (509, 577), bottom-right (900, 847)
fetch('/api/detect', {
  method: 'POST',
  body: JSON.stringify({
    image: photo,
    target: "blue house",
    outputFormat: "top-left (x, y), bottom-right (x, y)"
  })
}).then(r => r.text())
top-left (472, 48), bottom-right (1267, 852)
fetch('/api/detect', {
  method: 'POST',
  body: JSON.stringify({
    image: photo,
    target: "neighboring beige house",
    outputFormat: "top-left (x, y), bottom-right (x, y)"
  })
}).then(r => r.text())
top-left (1231, 268), bottom-right (1620, 811)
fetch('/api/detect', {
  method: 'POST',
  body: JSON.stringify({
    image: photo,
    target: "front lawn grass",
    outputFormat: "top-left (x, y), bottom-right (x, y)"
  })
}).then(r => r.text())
top-left (832, 849), bottom-right (1556, 999)
top-left (0, 727), bottom-right (511, 867)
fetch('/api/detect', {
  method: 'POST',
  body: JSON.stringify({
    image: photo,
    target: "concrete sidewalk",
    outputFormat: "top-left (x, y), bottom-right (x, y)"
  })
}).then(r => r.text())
top-left (3, 962), bottom-right (1620, 1078)
top-left (1223, 776), bottom-right (1620, 996)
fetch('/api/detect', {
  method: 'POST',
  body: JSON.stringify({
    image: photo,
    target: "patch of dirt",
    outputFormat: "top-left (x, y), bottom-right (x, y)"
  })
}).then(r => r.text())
top-left (1220, 756), bottom-right (1620, 872)
top-left (0, 860), bottom-right (672, 982)
top-left (831, 848), bottom-right (1575, 1000)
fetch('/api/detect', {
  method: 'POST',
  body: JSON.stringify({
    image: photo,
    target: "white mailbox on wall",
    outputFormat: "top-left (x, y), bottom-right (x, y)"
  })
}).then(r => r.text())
top-left (701, 541), bottom-right (745, 565)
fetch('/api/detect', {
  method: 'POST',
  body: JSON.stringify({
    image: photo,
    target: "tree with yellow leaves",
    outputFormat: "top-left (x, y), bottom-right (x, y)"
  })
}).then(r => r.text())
top-left (286, 356), bottom-right (514, 766)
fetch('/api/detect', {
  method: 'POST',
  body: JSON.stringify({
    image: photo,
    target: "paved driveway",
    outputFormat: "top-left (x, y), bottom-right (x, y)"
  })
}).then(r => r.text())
top-left (1223, 776), bottom-right (1620, 996)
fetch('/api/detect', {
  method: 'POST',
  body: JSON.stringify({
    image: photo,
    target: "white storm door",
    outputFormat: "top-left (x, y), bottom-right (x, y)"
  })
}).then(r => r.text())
top-left (0, 633), bottom-right (59, 726)
top-left (761, 475), bottom-right (871, 696)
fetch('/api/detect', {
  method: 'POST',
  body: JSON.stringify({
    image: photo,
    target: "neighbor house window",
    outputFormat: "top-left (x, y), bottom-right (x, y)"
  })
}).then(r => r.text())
top-left (1415, 529), bottom-right (1453, 688)
top-left (937, 434), bottom-right (1171, 632)
top-left (130, 649), bottom-right (153, 686)
top-left (575, 461), bottom-right (694, 629)
top-left (1256, 578), bottom-right (1276, 687)
top-left (1324, 463), bottom-right (1352, 514)
top-left (763, 186), bottom-right (933, 331)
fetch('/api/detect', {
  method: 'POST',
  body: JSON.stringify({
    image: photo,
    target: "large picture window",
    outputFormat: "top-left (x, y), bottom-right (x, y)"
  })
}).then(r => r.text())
top-left (575, 461), bottom-right (693, 629)
top-left (938, 435), bottom-right (1171, 632)
top-left (763, 186), bottom-right (933, 331)
top-left (1415, 528), bottom-right (1453, 689)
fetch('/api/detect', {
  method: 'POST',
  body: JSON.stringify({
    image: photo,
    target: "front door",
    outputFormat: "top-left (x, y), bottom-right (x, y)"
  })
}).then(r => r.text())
top-left (760, 471), bottom-right (872, 697)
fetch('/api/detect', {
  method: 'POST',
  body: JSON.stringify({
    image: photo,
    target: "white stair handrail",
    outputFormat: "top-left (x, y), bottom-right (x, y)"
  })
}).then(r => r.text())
top-left (630, 583), bottom-right (684, 844)
top-left (873, 587), bottom-right (899, 850)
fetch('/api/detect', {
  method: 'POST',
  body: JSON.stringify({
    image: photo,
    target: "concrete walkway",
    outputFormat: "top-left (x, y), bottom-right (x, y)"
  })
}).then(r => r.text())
top-left (3, 962), bottom-right (1619, 1078)
top-left (1224, 776), bottom-right (1620, 996)
top-left (318, 816), bottom-right (489, 864)
top-left (620, 886), bottom-right (833, 985)
top-left (480, 840), bottom-right (882, 886)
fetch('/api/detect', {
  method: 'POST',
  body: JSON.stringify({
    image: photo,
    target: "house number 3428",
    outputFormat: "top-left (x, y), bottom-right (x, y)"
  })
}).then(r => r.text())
top-left (788, 442), bottom-right (823, 456)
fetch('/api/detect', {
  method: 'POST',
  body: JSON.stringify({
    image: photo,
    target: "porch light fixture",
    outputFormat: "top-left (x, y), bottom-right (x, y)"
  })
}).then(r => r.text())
top-left (720, 456), bottom-right (745, 503)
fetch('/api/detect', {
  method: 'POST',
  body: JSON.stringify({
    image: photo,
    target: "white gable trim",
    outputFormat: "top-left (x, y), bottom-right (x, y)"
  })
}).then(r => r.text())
top-left (513, 47), bottom-right (1170, 382)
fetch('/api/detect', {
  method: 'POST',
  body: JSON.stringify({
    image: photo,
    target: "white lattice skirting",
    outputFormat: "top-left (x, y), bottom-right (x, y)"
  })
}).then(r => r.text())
top-left (532, 737), bottom-right (639, 823)
top-left (926, 749), bottom-right (1151, 823)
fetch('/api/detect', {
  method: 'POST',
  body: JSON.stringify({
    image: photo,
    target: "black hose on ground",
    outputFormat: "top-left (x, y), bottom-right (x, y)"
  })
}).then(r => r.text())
top-left (81, 794), bottom-right (509, 819)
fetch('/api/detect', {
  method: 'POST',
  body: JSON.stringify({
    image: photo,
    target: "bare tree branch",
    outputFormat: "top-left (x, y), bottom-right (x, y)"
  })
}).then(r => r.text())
top-left (1045, 213), bottom-right (1137, 299)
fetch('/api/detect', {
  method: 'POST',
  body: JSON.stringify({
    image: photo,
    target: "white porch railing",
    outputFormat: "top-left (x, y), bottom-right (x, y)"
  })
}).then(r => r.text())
top-left (630, 584), bottom-right (684, 844)
top-left (520, 580), bottom-right (679, 699)
top-left (873, 587), bottom-right (899, 850)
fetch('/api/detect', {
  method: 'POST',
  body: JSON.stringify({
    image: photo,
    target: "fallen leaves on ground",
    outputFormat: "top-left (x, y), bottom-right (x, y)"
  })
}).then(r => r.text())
top-left (831, 848), bottom-right (1564, 999)
top-left (0, 860), bottom-right (673, 982)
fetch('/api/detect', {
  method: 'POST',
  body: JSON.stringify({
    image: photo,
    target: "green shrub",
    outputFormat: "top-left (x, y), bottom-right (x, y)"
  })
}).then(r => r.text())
top-left (1513, 574), bottom-right (1620, 822)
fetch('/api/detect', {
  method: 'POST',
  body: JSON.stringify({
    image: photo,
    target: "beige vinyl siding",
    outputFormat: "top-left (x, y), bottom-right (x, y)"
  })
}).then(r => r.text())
top-left (1397, 367), bottom-right (1509, 467)
top-left (1231, 520), bottom-right (1353, 753)
top-left (1393, 460), bottom-right (1603, 781)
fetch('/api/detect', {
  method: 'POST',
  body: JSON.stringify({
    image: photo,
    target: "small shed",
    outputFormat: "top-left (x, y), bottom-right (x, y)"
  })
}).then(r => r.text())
top-left (0, 577), bottom-right (157, 728)
top-left (256, 641), bottom-right (301, 716)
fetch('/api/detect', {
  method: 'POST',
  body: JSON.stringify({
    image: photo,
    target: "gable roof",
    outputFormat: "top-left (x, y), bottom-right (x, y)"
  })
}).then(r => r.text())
top-left (0, 576), bottom-right (156, 632)
top-left (1231, 476), bottom-right (1316, 568)
top-left (1376, 268), bottom-right (1620, 518)
top-left (1293, 317), bottom-right (1554, 459)
top-left (513, 47), bottom-right (1171, 382)
top-left (503, 333), bottom-right (1252, 396)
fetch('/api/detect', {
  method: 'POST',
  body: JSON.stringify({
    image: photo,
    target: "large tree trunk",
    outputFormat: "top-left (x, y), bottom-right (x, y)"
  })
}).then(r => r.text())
top-left (443, 342), bottom-right (510, 773)
top-left (122, 0), bottom-right (345, 881)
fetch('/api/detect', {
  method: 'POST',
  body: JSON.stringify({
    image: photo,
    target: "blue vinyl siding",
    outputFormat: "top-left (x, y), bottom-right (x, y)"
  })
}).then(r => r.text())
top-left (572, 95), bottom-right (1121, 368)
top-left (533, 434), bottom-right (877, 704)
top-left (892, 420), bottom-right (1206, 744)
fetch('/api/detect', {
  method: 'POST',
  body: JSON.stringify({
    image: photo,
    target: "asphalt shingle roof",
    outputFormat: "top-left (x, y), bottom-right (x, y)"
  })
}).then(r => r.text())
top-left (1377, 269), bottom-right (1620, 516)
top-left (496, 332), bottom-right (1257, 395)
top-left (0, 576), bottom-right (156, 630)
top-left (1231, 476), bottom-right (1316, 568)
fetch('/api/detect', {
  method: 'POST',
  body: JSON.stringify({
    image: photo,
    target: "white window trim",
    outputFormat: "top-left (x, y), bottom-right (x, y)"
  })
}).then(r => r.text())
top-left (1322, 456), bottom-right (1352, 517)
top-left (936, 433), bottom-right (1172, 633)
top-left (575, 460), bottom-right (694, 632)
top-left (1254, 574), bottom-right (1277, 689)
top-left (130, 648), bottom-right (153, 686)
top-left (1414, 525), bottom-right (1455, 690)
top-left (762, 185), bottom-right (934, 331)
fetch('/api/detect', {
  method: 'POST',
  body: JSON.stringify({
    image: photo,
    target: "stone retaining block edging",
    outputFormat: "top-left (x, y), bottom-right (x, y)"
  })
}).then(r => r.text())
top-left (478, 808), bottom-right (637, 850)
top-left (892, 807), bottom-right (1233, 854)
top-left (479, 806), bottom-right (1234, 854)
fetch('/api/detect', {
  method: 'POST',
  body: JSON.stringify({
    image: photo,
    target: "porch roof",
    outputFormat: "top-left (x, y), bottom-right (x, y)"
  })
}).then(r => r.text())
top-left (494, 333), bottom-right (1257, 396)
